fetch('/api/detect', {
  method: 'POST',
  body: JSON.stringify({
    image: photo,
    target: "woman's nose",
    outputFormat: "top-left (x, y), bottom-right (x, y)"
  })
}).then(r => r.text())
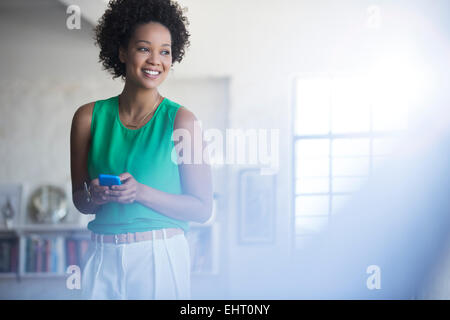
top-left (146, 50), bottom-right (160, 65)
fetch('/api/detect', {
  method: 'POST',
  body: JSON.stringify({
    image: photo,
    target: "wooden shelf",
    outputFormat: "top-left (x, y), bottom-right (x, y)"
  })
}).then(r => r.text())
top-left (0, 229), bottom-right (17, 235)
top-left (14, 224), bottom-right (88, 232)
top-left (0, 272), bottom-right (19, 279)
top-left (0, 225), bottom-right (88, 233)
top-left (20, 272), bottom-right (66, 279)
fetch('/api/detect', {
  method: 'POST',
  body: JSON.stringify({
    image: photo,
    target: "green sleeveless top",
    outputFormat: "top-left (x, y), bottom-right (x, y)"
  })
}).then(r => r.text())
top-left (87, 95), bottom-right (189, 235)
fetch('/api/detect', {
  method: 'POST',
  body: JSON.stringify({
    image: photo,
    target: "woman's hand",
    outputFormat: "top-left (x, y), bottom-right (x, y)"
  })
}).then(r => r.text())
top-left (89, 178), bottom-right (110, 205)
top-left (104, 172), bottom-right (141, 204)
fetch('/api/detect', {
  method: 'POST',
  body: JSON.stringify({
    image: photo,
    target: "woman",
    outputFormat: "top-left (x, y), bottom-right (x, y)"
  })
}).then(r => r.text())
top-left (70, 0), bottom-right (212, 299)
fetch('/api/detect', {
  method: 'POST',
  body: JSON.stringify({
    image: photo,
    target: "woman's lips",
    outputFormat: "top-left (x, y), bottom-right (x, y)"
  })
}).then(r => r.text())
top-left (142, 69), bottom-right (161, 79)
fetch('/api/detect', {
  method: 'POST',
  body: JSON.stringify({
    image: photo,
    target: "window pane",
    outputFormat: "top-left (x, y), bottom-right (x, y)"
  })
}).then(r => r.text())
top-left (333, 138), bottom-right (370, 157)
top-left (297, 158), bottom-right (329, 177)
top-left (331, 77), bottom-right (371, 133)
top-left (296, 139), bottom-right (330, 157)
top-left (373, 137), bottom-right (400, 156)
top-left (296, 177), bottom-right (329, 194)
top-left (332, 177), bottom-right (367, 193)
top-left (296, 217), bottom-right (329, 235)
top-left (295, 77), bottom-right (331, 135)
top-left (295, 196), bottom-right (329, 215)
top-left (332, 157), bottom-right (370, 176)
top-left (295, 139), bottom-right (330, 178)
top-left (372, 98), bottom-right (409, 132)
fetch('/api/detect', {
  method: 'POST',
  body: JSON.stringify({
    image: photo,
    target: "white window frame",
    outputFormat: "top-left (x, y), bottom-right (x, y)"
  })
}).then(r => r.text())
top-left (291, 73), bottom-right (406, 251)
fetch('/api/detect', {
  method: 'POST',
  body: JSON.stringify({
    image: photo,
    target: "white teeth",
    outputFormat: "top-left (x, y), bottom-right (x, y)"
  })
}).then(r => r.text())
top-left (143, 70), bottom-right (160, 75)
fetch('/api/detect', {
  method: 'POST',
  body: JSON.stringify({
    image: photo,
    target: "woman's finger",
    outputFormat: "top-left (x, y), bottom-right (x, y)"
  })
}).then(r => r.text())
top-left (93, 184), bottom-right (108, 191)
top-left (106, 188), bottom-right (135, 197)
top-left (118, 172), bottom-right (132, 183)
top-left (110, 184), bottom-right (126, 191)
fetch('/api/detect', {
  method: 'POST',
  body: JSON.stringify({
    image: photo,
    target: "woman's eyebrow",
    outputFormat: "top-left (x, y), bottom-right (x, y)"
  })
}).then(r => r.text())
top-left (135, 40), bottom-right (171, 47)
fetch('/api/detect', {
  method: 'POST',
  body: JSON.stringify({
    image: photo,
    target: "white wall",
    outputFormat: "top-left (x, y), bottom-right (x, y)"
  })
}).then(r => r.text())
top-left (0, 0), bottom-right (123, 183)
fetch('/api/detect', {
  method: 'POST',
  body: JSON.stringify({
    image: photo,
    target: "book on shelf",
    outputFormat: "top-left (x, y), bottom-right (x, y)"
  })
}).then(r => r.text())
top-left (45, 239), bottom-right (51, 272)
top-left (65, 236), bottom-right (90, 269)
top-left (36, 238), bottom-right (42, 273)
top-left (0, 238), bottom-right (18, 273)
top-left (65, 238), bottom-right (77, 267)
top-left (24, 234), bottom-right (89, 274)
top-left (10, 240), bottom-right (18, 273)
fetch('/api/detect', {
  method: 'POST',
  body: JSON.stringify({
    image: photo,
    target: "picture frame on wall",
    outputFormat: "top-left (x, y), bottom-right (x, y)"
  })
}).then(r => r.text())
top-left (238, 168), bottom-right (276, 244)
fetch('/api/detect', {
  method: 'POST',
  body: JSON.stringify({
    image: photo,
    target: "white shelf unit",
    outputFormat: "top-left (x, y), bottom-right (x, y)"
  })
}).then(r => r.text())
top-left (14, 224), bottom-right (88, 232)
top-left (0, 273), bottom-right (18, 279)
top-left (0, 227), bottom-right (91, 280)
top-left (0, 181), bottom-right (94, 279)
top-left (0, 182), bottom-right (222, 280)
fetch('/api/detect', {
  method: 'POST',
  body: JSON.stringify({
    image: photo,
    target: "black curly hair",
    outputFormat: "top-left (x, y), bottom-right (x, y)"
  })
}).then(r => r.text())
top-left (94, 0), bottom-right (190, 79)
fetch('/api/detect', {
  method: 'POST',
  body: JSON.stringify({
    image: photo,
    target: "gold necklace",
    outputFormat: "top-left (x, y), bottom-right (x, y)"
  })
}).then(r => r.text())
top-left (121, 94), bottom-right (161, 128)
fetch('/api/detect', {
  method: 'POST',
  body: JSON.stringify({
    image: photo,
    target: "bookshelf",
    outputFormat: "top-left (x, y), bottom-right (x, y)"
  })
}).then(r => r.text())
top-left (0, 182), bottom-right (93, 280)
top-left (0, 182), bottom-right (222, 280)
top-left (0, 229), bottom-right (91, 279)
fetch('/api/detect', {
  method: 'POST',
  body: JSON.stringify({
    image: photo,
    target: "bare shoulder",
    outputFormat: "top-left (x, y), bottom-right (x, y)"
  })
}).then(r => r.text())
top-left (72, 101), bottom-right (96, 128)
top-left (74, 101), bottom-right (95, 120)
top-left (79, 101), bottom-right (96, 112)
top-left (71, 101), bottom-right (96, 138)
top-left (174, 106), bottom-right (198, 130)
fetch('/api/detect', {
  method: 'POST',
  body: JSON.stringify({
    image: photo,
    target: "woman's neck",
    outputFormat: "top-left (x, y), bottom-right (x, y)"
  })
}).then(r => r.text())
top-left (119, 82), bottom-right (161, 118)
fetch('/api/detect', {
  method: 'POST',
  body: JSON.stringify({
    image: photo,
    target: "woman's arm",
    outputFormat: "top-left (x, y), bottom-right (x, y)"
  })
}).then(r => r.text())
top-left (105, 107), bottom-right (214, 223)
top-left (70, 102), bottom-right (109, 214)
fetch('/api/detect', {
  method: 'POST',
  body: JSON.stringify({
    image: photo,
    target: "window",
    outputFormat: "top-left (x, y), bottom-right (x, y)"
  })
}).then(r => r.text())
top-left (293, 75), bottom-right (408, 249)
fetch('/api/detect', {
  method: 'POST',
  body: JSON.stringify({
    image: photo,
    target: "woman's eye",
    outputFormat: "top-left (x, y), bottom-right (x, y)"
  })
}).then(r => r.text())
top-left (137, 47), bottom-right (170, 56)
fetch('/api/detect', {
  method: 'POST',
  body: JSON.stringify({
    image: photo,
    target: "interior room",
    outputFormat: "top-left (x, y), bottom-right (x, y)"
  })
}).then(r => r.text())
top-left (0, 0), bottom-right (449, 299)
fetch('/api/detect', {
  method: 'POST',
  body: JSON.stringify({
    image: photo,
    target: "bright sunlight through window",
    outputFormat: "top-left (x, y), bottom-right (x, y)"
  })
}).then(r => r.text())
top-left (293, 74), bottom-right (410, 249)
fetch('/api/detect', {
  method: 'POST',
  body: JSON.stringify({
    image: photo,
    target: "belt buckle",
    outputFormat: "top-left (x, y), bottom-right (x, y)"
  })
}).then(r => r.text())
top-left (114, 234), bottom-right (119, 245)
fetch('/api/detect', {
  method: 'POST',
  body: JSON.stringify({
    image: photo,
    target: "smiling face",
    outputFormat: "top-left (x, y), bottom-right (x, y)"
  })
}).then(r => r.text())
top-left (119, 22), bottom-right (172, 89)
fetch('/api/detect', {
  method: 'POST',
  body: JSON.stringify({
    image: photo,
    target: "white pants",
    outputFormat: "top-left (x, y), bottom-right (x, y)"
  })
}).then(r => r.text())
top-left (81, 229), bottom-right (191, 300)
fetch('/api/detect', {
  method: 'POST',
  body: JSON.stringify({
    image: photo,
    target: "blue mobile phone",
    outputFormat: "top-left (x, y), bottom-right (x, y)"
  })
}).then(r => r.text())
top-left (99, 174), bottom-right (122, 186)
